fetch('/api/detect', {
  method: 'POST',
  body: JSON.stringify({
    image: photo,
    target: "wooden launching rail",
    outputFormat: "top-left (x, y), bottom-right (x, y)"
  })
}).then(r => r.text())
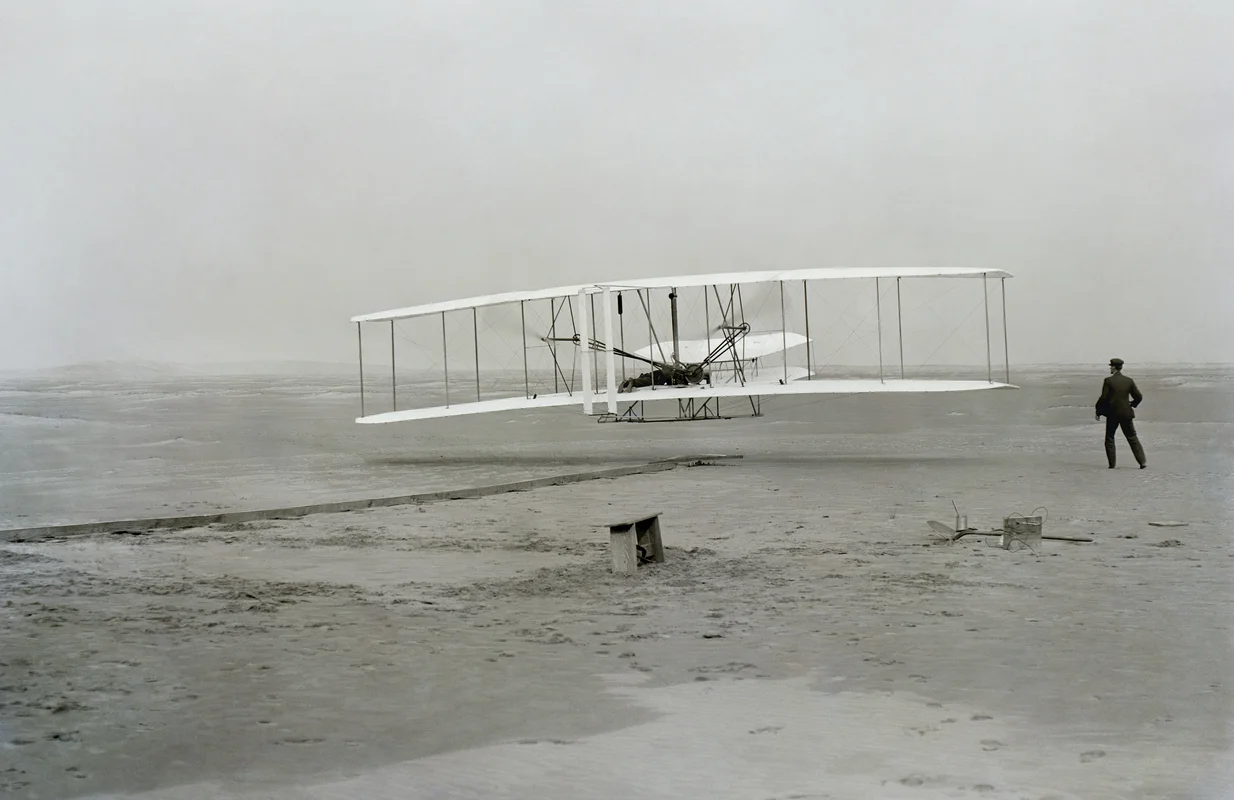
top-left (1, 455), bottom-right (741, 543)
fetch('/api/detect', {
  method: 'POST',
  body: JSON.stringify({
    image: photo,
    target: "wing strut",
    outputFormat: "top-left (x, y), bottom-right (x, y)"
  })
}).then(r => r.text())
top-left (441, 312), bottom-right (450, 408)
top-left (876, 277), bottom-right (884, 384)
top-left (357, 322), bottom-right (365, 417)
top-left (579, 288), bottom-right (592, 414)
top-left (520, 300), bottom-right (530, 398)
top-left (618, 292), bottom-right (626, 382)
top-left (473, 307), bottom-right (481, 401)
top-left (549, 298), bottom-right (558, 394)
top-left (603, 286), bottom-right (617, 412)
top-left (803, 279), bottom-right (812, 380)
top-left (670, 287), bottom-right (680, 363)
top-left (896, 277), bottom-right (905, 379)
top-left (983, 272), bottom-right (992, 384)
top-left (1001, 277), bottom-right (1011, 384)
top-left (780, 281), bottom-right (788, 384)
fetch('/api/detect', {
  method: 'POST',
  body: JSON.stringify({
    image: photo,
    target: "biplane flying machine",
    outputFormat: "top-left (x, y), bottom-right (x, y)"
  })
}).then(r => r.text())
top-left (350, 267), bottom-right (1016, 425)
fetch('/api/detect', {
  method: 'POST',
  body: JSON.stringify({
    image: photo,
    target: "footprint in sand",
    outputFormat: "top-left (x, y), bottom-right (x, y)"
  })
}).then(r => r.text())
top-left (44, 731), bottom-right (79, 742)
top-left (980, 739), bottom-right (1005, 751)
top-left (690, 662), bottom-right (757, 675)
top-left (1080, 749), bottom-right (1106, 763)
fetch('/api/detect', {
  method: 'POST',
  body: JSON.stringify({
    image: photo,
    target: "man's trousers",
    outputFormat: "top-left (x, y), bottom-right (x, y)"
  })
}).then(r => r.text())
top-left (1105, 416), bottom-right (1147, 468)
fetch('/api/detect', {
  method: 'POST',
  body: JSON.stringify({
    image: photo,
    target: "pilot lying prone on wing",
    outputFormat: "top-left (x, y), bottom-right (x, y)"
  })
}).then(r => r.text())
top-left (618, 365), bottom-right (710, 393)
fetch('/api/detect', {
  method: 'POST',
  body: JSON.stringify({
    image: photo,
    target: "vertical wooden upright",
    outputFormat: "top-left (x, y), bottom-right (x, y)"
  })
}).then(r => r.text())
top-left (637, 516), bottom-right (665, 564)
top-left (610, 527), bottom-right (639, 576)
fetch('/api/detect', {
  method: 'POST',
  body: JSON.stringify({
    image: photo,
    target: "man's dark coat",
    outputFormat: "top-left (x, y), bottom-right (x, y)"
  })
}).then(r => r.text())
top-left (1096, 371), bottom-right (1143, 420)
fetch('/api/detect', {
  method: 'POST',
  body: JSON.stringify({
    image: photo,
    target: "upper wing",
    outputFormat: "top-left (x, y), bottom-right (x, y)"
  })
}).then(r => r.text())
top-left (351, 267), bottom-right (1013, 324)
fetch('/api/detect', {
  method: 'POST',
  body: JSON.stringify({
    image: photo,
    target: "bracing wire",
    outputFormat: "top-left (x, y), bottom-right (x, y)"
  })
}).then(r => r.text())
top-left (908, 295), bottom-right (987, 378)
top-left (985, 506), bottom-right (1050, 555)
top-left (1006, 506), bottom-right (1049, 525)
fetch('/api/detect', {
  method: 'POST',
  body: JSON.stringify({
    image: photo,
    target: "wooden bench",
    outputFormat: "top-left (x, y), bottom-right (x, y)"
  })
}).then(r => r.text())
top-left (605, 513), bottom-right (665, 575)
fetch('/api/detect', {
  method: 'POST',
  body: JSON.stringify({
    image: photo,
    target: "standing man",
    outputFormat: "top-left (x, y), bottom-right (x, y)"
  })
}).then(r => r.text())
top-left (1095, 358), bottom-right (1147, 469)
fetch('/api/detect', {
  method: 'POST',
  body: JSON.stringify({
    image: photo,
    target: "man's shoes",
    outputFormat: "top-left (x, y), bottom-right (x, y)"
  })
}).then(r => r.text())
top-left (1139, 464), bottom-right (1147, 469)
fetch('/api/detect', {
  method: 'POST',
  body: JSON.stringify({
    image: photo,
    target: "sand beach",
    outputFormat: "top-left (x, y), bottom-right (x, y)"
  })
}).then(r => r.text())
top-left (2, 365), bottom-right (1232, 799)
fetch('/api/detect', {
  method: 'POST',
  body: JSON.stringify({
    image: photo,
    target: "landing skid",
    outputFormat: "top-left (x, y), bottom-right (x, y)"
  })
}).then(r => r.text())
top-left (596, 395), bottom-right (763, 423)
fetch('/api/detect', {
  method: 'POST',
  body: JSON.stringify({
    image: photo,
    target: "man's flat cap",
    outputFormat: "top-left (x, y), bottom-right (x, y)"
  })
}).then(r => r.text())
top-left (1109, 358), bottom-right (1124, 367)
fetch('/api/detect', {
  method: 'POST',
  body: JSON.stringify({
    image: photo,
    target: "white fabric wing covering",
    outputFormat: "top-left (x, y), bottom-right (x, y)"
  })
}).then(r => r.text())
top-left (351, 266), bottom-right (1012, 323)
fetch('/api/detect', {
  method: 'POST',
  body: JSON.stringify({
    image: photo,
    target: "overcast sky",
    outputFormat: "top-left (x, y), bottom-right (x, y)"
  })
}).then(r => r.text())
top-left (2, 0), bottom-right (1231, 370)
